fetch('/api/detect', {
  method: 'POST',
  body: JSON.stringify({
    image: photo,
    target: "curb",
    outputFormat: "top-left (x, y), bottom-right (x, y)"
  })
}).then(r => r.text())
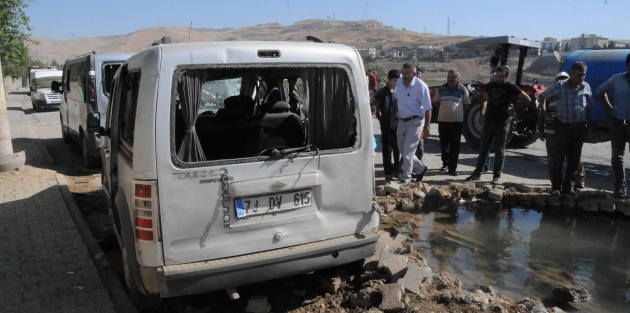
top-left (56, 173), bottom-right (138, 313)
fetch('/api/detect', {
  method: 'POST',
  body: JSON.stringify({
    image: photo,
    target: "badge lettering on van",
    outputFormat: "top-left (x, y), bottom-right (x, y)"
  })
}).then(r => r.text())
top-left (171, 170), bottom-right (233, 183)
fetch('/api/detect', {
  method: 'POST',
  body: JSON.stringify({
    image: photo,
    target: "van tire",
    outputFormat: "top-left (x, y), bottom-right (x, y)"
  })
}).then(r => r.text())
top-left (82, 134), bottom-right (101, 168)
top-left (32, 99), bottom-right (40, 112)
top-left (122, 240), bottom-right (162, 312)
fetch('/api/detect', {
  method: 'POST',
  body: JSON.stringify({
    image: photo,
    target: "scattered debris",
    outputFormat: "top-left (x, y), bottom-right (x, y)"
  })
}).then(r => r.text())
top-left (552, 285), bottom-right (591, 303)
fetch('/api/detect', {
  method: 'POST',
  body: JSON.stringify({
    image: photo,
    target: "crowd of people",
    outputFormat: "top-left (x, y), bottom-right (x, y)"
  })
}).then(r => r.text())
top-left (371, 53), bottom-right (630, 196)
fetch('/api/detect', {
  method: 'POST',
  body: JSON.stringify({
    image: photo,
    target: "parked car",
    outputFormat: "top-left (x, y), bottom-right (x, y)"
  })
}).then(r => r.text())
top-left (29, 68), bottom-right (62, 111)
top-left (53, 52), bottom-right (133, 168)
top-left (87, 39), bottom-right (379, 311)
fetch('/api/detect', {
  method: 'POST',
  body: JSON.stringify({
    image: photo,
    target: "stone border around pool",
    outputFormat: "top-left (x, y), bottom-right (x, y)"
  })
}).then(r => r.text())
top-left (374, 181), bottom-right (630, 218)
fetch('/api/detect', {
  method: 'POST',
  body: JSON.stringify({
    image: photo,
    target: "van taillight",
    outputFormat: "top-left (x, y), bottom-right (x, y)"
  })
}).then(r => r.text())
top-left (133, 181), bottom-right (158, 242)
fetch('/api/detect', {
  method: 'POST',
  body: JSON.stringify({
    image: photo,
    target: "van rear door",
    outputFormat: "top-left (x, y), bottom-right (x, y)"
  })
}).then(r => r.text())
top-left (155, 64), bottom-right (377, 266)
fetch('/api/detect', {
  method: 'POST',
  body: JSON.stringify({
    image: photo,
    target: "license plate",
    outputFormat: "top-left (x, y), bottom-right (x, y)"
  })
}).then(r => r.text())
top-left (235, 189), bottom-right (313, 218)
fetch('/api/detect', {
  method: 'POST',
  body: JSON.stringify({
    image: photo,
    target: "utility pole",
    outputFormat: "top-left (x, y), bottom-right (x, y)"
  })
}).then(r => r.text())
top-left (366, 4), bottom-right (368, 20)
top-left (188, 22), bottom-right (192, 42)
top-left (447, 17), bottom-right (450, 36)
top-left (0, 59), bottom-right (26, 171)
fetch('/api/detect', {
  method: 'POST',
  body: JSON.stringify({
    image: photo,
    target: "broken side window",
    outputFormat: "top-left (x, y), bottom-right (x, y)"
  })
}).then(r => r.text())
top-left (173, 65), bottom-right (357, 165)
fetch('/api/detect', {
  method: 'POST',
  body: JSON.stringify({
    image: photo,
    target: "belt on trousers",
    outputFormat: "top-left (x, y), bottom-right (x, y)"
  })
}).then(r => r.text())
top-left (612, 116), bottom-right (630, 125)
top-left (399, 115), bottom-right (421, 122)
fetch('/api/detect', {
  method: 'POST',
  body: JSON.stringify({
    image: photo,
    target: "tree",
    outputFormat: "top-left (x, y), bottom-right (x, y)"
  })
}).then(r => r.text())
top-left (607, 41), bottom-right (615, 48)
top-left (592, 43), bottom-right (602, 49)
top-left (50, 59), bottom-right (60, 67)
top-left (564, 43), bottom-right (570, 52)
top-left (0, 0), bottom-right (33, 171)
top-left (1, 0), bottom-right (36, 78)
top-left (554, 43), bottom-right (560, 52)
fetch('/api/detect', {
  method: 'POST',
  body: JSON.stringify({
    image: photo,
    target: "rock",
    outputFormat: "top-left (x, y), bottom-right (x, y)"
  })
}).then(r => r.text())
top-left (552, 285), bottom-right (591, 303)
top-left (508, 187), bottom-right (516, 192)
top-left (488, 189), bottom-right (504, 201)
top-left (350, 287), bottom-right (375, 308)
top-left (377, 246), bottom-right (395, 269)
top-left (368, 308), bottom-right (383, 313)
top-left (385, 182), bottom-right (401, 195)
top-left (383, 255), bottom-right (408, 282)
top-left (494, 185), bottom-right (505, 190)
top-left (599, 199), bottom-right (615, 212)
top-left (516, 184), bottom-right (534, 193)
top-left (428, 187), bottom-right (443, 199)
top-left (482, 184), bottom-right (494, 192)
top-left (584, 200), bottom-right (599, 212)
top-left (551, 307), bottom-right (566, 313)
top-left (530, 195), bottom-right (546, 207)
top-left (561, 195), bottom-right (576, 209)
top-left (475, 181), bottom-right (487, 188)
top-left (378, 283), bottom-right (405, 311)
top-left (532, 186), bottom-right (544, 193)
top-left (413, 190), bottom-right (426, 199)
top-left (397, 263), bottom-right (433, 294)
top-left (544, 186), bottom-right (553, 193)
top-left (394, 234), bottom-right (407, 243)
top-left (397, 190), bottom-right (411, 199)
top-left (380, 200), bottom-right (397, 213)
top-left (421, 184), bottom-right (430, 194)
top-left (617, 200), bottom-right (630, 216)
top-left (479, 284), bottom-right (497, 296)
top-left (432, 272), bottom-right (462, 292)
top-left (375, 185), bottom-right (386, 196)
top-left (321, 277), bottom-right (342, 294)
top-left (414, 197), bottom-right (424, 210)
top-left (245, 295), bottom-right (271, 313)
top-left (399, 198), bottom-right (414, 211)
top-left (547, 195), bottom-right (562, 208)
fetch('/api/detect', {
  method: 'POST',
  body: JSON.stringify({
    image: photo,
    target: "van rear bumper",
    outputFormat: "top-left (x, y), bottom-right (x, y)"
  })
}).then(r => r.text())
top-left (156, 231), bottom-right (378, 297)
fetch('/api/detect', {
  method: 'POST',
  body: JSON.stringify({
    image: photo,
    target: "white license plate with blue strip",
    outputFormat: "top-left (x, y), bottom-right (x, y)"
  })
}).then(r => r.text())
top-left (235, 189), bottom-right (313, 218)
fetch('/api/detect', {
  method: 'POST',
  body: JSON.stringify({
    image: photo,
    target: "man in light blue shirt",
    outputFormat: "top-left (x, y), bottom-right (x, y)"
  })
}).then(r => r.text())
top-left (596, 53), bottom-right (630, 197)
top-left (539, 61), bottom-right (593, 194)
top-left (390, 63), bottom-right (432, 185)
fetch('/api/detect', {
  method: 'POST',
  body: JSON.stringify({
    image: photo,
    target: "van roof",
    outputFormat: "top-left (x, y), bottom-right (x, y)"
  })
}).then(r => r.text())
top-left (65, 52), bottom-right (135, 63)
top-left (135, 41), bottom-right (361, 66)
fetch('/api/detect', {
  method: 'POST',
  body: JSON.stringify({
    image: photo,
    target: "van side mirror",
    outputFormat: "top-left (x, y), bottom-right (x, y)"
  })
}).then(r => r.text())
top-left (51, 81), bottom-right (63, 93)
top-left (30, 85), bottom-right (36, 91)
top-left (87, 112), bottom-right (100, 133)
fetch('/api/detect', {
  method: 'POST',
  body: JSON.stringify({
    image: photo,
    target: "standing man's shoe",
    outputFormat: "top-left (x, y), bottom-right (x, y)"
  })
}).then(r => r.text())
top-left (491, 175), bottom-right (500, 184)
top-left (466, 172), bottom-right (481, 181)
top-left (416, 166), bottom-right (428, 182)
top-left (448, 171), bottom-right (459, 176)
top-left (613, 188), bottom-right (626, 198)
top-left (439, 165), bottom-right (448, 172)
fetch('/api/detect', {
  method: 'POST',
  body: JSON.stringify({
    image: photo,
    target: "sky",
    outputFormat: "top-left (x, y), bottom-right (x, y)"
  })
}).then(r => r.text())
top-left (25, 0), bottom-right (629, 41)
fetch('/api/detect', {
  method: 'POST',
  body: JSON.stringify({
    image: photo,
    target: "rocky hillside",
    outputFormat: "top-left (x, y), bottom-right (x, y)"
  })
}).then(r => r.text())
top-left (32, 19), bottom-right (475, 64)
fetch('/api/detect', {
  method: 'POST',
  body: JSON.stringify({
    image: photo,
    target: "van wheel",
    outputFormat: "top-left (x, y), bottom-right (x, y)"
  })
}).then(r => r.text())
top-left (61, 116), bottom-right (72, 144)
top-left (82, 134), bottom-right (101, 168)
top-left (32, 100), bottom-right (40, 112)
top-left (122, 242), bottom-right (162, 312)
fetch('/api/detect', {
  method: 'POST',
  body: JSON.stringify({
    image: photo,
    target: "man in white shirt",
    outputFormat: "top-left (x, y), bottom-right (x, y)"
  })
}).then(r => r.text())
top-left (390, 63), bottom-right (433, 185)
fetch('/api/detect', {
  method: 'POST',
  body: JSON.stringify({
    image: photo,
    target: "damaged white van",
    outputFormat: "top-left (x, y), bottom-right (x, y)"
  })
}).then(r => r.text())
top-left (89, 40), bottom-right (379, 310)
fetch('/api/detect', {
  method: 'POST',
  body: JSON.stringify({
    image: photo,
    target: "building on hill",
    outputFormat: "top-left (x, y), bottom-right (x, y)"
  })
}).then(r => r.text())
top-left (570, 34), bottom-right (608, 50)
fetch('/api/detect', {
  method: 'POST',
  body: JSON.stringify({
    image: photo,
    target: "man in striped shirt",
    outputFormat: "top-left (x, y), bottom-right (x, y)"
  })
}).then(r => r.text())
top-left (538, 72), bottom-right (586, 191)
top-left (433, 69), bottom-right (470, 176)
top-left (539, 62), bottom-right (594, 194)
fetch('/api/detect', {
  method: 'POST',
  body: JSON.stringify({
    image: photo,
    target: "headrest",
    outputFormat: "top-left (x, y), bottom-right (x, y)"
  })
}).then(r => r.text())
top-left (270, 101), bottom-right (290, 113)
top-left (216, 108), bottom-right (248, 121)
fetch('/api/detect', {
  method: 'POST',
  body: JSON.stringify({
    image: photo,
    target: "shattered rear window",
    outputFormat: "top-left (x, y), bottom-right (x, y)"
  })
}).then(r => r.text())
top-left (172, 65), bottom-right (358, 165)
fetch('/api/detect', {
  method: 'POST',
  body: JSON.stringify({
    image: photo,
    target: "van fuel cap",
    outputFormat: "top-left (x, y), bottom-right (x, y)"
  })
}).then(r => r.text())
top-left (274, 232), bottom-right (283, 242)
